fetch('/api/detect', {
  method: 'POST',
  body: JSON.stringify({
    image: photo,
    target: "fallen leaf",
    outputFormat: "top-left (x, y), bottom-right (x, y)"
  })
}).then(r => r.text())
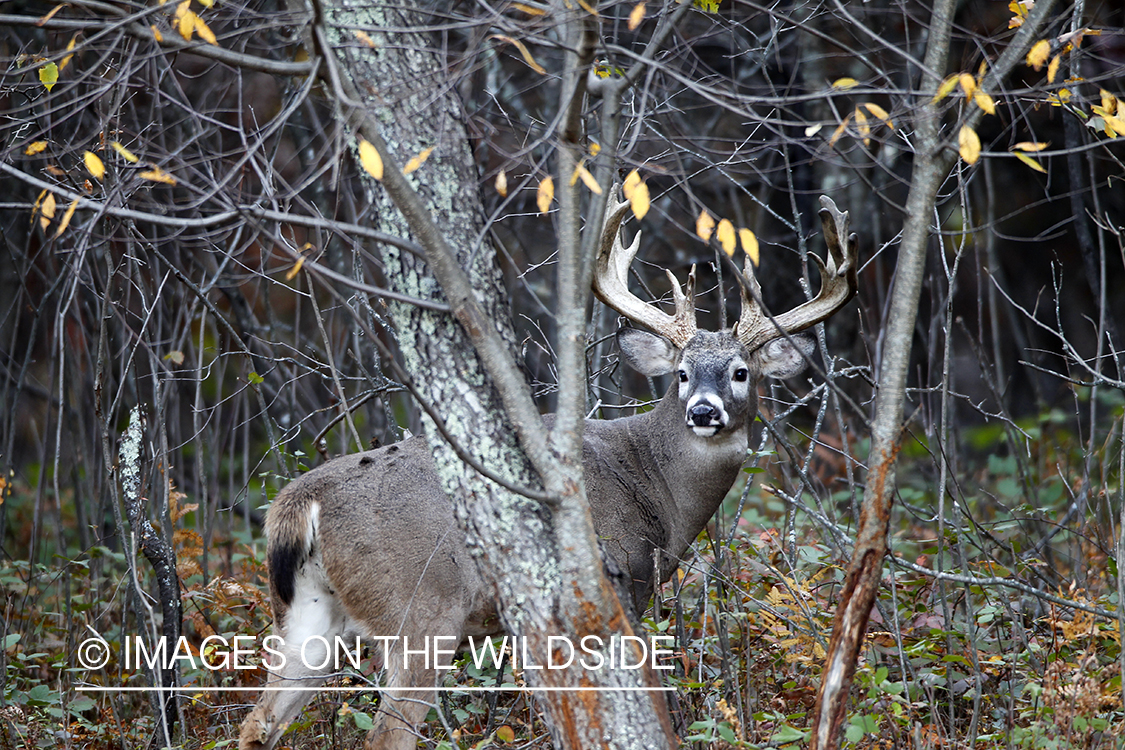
top-left (25, 141), bottom-right (48, 156)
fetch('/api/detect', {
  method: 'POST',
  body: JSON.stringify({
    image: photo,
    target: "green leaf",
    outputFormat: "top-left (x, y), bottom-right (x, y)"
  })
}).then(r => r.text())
top-left (39, 62), bottom-right (59, 91)
top-left (352, 710), bottom-right (374, 731)
top-left (247, 372), bottom-right (264, 385)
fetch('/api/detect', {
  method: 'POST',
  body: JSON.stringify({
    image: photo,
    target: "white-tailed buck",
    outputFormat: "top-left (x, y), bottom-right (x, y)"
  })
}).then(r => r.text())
top-left (239, 195), bottom-right (857, 750)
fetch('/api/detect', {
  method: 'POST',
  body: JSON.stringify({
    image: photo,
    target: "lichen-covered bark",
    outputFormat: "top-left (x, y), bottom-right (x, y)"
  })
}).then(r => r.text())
top-left (309, 0), bottom-right (673, 745)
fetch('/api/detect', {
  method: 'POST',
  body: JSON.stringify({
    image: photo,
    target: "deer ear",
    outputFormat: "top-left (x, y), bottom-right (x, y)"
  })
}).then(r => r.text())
top-left (617, 328), bottom-right (678, 377)
top-left (756, 334), bottom-right (814, 380)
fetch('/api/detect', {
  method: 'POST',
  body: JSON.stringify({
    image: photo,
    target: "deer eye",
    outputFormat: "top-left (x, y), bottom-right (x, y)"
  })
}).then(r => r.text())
top-left (678, 370), bottom-right (689, 383)
top-left (733, 368), bottom-right (749, 382)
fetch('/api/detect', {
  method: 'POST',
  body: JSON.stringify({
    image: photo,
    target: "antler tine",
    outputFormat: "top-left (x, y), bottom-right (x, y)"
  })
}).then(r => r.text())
top-left (593, 187), bottom-right (698, 349)
top-left (734, 195), bottom-right (859, 353)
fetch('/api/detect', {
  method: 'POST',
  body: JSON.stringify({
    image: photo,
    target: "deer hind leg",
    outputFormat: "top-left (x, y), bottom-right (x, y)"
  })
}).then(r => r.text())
top-left (239, 565), bottom-right (350, 749)
top-left (364, 641), bottom-right (443, 750)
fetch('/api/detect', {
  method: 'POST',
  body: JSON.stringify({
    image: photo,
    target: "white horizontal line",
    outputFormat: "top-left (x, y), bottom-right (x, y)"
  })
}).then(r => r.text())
top-left (78, 686), bottom-right (675, 693)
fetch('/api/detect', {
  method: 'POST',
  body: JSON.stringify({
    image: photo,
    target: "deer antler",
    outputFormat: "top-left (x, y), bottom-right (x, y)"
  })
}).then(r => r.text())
top-left (732, 195), bottom-right (858, 352)
top-left (593, 191), bottom-right (698, 349)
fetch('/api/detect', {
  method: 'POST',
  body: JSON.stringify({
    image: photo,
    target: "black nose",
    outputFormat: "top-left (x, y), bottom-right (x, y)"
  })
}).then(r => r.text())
top-left (689, 404), bottom-right (720, 426)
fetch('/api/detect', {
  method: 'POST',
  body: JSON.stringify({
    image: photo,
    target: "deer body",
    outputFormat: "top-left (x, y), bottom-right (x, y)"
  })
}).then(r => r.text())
top-left (239, 196), bottom-right (857, 750)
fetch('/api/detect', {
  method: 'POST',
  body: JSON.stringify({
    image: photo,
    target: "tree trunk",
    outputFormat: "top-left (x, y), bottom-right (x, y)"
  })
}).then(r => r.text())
top-left (308, 0), bottom-right (673, 745)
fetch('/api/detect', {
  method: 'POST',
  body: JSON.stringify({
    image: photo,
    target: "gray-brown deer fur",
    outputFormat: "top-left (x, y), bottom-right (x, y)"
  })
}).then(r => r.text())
top-left (239, 196), bottom-right (857, 750)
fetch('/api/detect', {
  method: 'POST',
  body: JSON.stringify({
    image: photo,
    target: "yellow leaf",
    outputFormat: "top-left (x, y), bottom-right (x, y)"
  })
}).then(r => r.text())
top-left (112, 141), bottom-right (140, 163)
top-left (139, 167), bottom-right (177, 184)
top-left (357, 139), bottom-right (383, 180)
top-left (1026, 39), bottom-right (1050, 71)
top-left (1105, 115), bottom-right (1125, 138)
top-left (84, 151), bottom-right (105, 180)
top-left (958, 125), bottom-right (981, 164)
top-left (628, 2), bottom-right (645, 30)
top-left (151, 24), bottom-right (164, 42)
top-left (1013, 152), bottom-right (1047, 172)
top-left (495, 169), bottom-right (507, 197)
top-left (1101, 90), bottom-right (1118, 116)
top-left (59, 34), bottom-right (77, 71)
top-left (933, 74), bottom-right (959, 103)
top-left (491, 34), bottom-right (546, 75)
top-left (739, 228), bottom-right (759, 266)
top-left (174, 0), bottom-right (190, 19)
top-left (629, 180), bottom-right (650, 220)
top-left (194, 16), bottom-right (218, 45)
top-left (178, 10), bottom-right (196, 41)
top-left (693, 0), bottom-right (719, 11)
top-left (402, 146), bottom-right (434, 175)
top-left (1047, 54), bottom-right (1061, 83)
top-left (37, 3), bottom-right (65, 24)
top-left (589, 141), bottom-right (600, 156)
top-left (854, 107), bottom-right (869, 145)
top-left (1013, 141), bottom-right (1048, 151)
top-left (695, 210), bottom-right (715, 242)
top-left (39, 192), bottom-right (57, 231)
top-left (622, 169), bottom-right (641, 199)
top-left (537, 176), bottom-right (554, 213)
top-left (827, 113), bottom-right (851, 147)
top-left (353, 30), bottom-right (376, 48)
top-left (831, 77), bottom-right (858, 90)
top-left (862, 102), bottom-right (894, 129)
top-left (1048, 88), bottom-right (1071, 107)
top-left (958, 73), bottom-right (976, 99)
top-left (39, 62), bottom-right (58, 92)
top-left (25, 141), bottom-right (48, 156)
top-left (196, 0), bottom-right (213, 6)
top-left (576, 164), bottom-right (602, 194)
top-left (717, 219), bottom-right (736, 256)
top-left (55, 197), bottom-right (78, 238)
top-left (974, 91), bottom-right (996, 115)
top-left (496, 726), bottom-right (516, 743)
top-left (511, 2), bottom-right (546, 15)
top-left (285, 256), bottom-right (305, 281)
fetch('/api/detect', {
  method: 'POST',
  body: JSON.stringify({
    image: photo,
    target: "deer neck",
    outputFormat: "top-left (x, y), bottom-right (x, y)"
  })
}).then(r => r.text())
top-left (627, 384), bottom-right (749, 559)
